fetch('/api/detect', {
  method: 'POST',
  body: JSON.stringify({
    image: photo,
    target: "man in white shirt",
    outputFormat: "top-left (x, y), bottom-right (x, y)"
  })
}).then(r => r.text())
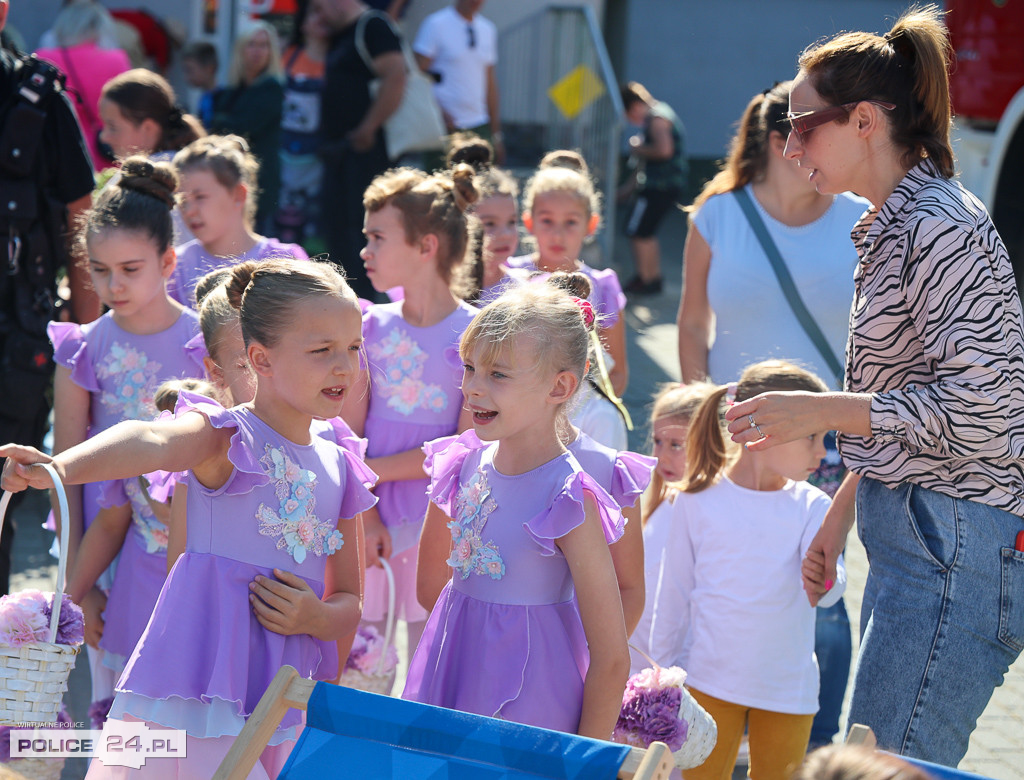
top-left (413, 0), bottom-right (503, 163)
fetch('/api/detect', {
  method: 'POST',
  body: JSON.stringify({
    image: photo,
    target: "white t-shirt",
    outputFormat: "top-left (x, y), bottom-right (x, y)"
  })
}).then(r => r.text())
top-left (629, 491), bottom-right (679, 675)
top-left (413, 6), bottom-right (497, 129)
top-left (694, 186), bottom-right (869, 389)
top-left (569, 383), bottom-right (628, 451)
top-left (648, 477), bottom-right (846, 715)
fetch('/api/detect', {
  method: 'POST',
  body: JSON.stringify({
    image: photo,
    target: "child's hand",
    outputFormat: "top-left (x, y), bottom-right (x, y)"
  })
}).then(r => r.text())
top-left (0, 446), bottom-right (55, 493)
top-left (801, 547), bottom-right (835, 607)
top-left (81, 587), bottom-right (107, 649)
top-left (362, 508), bottom-right (392, 569)
top-left (249, 569), bottom-right (323, 636)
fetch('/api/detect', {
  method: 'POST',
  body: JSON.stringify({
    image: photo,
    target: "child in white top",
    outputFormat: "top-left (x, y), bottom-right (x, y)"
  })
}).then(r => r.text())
top-left (628, 381), bottom-right (714, 674)
top-left (648, 360), bottom-right (846, 780)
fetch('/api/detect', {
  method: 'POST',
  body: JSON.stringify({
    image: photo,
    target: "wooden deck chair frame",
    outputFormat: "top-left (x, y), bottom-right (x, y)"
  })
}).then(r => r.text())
top-left (214, 666), bottom-right (675, 780)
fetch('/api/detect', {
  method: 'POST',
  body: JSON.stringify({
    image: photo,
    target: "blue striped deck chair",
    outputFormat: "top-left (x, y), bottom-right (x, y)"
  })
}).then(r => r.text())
top-left (214, 666), bottom-right (674, 780)
top-left (846, 724), bottom-right (995, 780)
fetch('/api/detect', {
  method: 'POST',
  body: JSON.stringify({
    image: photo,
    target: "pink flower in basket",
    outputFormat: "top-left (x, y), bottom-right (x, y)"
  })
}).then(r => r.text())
top-left (613, 665), bottom-right (690, 752)
top-left (0, 589), bottom-right (84, 647)
top-left (345, 624), bottom-right (398, 675)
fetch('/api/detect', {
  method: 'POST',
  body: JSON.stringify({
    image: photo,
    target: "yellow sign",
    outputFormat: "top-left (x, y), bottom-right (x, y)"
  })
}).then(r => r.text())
top-left (547, 65), bottom-right (606, 120)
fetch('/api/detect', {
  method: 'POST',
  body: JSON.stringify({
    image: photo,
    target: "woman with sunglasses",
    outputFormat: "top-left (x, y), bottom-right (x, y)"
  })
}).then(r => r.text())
top-left (727, 5), bottom-right (1024, 768)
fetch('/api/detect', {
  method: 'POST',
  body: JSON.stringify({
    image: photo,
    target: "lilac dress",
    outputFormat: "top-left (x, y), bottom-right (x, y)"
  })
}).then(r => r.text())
top-left (108, 393), bottom-right (378, 743)
top-left (362, 301), bottom-right (476, 556)
top-left (48, 311), bottom-right (204, 530)
top-left (505, 254), bottom-right (627, 326)
top-left (568, 431), bottom-right (656, 512)
top-left (402, 432), bottom-right (624, 734)
top-left (167, 237), bottom-right (309, 308)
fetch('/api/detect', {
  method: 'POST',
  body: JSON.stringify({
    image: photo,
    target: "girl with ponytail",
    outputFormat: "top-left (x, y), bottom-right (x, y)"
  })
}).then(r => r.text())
top-left (648, 360), bottom-right (844, 780)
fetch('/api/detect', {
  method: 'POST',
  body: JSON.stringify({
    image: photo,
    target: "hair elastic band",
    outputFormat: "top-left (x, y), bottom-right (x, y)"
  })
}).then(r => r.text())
top-left (724, 382), bottom-right (738, 406)
top-left (571, 297), bottom-right (595, 327)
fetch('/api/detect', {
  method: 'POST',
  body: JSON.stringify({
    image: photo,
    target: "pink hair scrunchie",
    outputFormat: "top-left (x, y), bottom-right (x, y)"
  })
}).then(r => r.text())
top-left (571, 297), bottom-right (596, 327)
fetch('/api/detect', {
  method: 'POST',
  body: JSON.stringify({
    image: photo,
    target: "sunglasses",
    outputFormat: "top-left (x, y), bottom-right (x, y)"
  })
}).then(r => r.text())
top-left (467, 24), bottom-right (475, 49)
top-left (784, 100), bottom-right (896, 141)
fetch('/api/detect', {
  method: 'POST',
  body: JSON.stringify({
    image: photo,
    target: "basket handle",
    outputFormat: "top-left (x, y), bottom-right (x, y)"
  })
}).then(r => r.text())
top-left (374, 557), bottom-right (396, 677)
top-left (0, 463), bottom-right (70, 644)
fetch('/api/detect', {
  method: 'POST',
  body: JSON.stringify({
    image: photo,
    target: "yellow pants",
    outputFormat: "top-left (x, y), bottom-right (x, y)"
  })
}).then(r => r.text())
top-left (682, 688), bottom-right (814, 780)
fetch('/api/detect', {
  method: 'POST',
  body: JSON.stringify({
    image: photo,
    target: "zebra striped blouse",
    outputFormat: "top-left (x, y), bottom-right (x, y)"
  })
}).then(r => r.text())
top-left (837, 160), bottom-right (1024, 517)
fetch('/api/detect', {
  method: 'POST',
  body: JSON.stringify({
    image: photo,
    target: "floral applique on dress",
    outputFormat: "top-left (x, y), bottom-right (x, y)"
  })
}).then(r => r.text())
top-left (124, 477), bottom-right (169, 554)
top-left (447, 466), bottom-right (505, 580)
top-left (95, 342), bottom-right (162, 420)
top-left (368, 329), bottom-right (449, 416)
top-left (256, 446), bottom-right (344, 564)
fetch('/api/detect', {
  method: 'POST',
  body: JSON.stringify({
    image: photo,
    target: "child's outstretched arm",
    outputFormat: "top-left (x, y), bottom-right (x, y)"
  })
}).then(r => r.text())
top-left (0, 413), bottom-right (233, 495)
top-left (249, 514), bottom-right (365, 644)
top-left (416, 502), bottom-right (453, 612)
top-left (366, 406), bottom-right (473, 484)
top-left (558, 493), bottom-right (630, 740)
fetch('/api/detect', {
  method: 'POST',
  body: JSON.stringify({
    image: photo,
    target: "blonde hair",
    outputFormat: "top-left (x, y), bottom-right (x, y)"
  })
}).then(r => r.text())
top-left (228, 19), bottom-right (283, 87)
top-left (153, 378), bottom-right (219, 413)
top-left (643, 382), bottom-right (716, 523)
top-left (685, 360), bottom-right (828, 493)
top-left (194, 268), bottom-right (240, 361)
top-left (523, 164), bottom-right (601, 220)
top-left (175, 135), bottom-right (260, 228)
top-left (798, 4), bottom-right (954, 177)
top-left (794, 745), bottom-right (931, 780)
top-left (225, 258), bottom-right (358, 348)
top-left (363, 164), bottom-right (480, 290)
top-left (461, 274), bottom-right (595, 420)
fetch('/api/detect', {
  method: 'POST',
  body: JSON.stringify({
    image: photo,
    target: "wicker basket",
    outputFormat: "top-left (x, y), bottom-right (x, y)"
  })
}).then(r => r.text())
top-left (339, 558), bottom-right (397, 695)
top-left (622, 646), bottom-right (718, 770)
top-left (0, 755), bottom-right (65, 780)
top-left (0, 464), bottom-right (80, 726)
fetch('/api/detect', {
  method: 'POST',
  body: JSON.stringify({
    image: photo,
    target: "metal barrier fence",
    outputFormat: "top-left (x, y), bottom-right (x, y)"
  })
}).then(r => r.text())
top-left (497, 4), bottom-right (624, 261)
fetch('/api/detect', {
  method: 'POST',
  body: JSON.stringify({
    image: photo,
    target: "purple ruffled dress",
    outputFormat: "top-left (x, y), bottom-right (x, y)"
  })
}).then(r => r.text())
top-left (567, 431), bottom-right (656, 511)
top-left (504, 254), bottom-right (626, 326)
top-left (402, 431), bottom-right (624, 734)
top-left (47, 311), bottom-right (203, 532)
top-left (108, 392), bottom-right (378, 744)
top-left (167, 237), bottom-right (309, 308)
top-left (96, 475), bottom-right (171, 673)
top-left (362, 301), bottom-right (476, 558)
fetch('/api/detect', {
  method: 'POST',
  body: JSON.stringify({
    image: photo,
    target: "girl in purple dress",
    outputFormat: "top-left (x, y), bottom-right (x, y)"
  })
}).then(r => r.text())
top-left (341, 165), bottom-right (478, 680)
top-left (48, 158), bottom-right (205, 708)
top-left (170, 135), bottom-right (308, 308)
top-left (2, 258), bottom-right (374, 778)
top-left (505, 151), bottom-right (630, 397)
top-left (405, 276), bottom-right (630, 739)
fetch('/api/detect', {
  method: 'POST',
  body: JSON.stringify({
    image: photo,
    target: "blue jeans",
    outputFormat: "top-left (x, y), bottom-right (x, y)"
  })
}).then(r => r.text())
top-left (809, 598), bottom-right (852, 748)
top-left (848, 478), bottom-right (1024, 766)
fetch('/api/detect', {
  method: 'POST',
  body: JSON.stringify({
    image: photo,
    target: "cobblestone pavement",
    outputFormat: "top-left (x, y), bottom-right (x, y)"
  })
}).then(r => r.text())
top-left (6, 206), bottom-right (1021, 779)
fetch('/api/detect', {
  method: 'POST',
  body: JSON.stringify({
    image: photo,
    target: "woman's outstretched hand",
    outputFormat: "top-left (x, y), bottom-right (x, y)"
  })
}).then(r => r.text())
top-left (0, 445), bottom-right (55, 492)
top-left (724, 391), bottom-right (827, 450)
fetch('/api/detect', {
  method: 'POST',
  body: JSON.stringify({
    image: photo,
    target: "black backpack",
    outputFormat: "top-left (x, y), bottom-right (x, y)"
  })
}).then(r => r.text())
top-left (0, 52), bottom-right (76, 439)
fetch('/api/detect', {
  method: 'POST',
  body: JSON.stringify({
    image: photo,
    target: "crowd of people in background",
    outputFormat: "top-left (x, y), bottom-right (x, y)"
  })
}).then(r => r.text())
top-left (0, 1), bottom-right (1020, 779)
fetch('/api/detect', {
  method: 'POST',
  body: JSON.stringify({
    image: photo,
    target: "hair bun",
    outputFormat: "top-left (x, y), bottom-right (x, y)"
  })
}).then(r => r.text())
top-left (447, 133), bottom-right (494, 171)
top-left (450, 163), bottom-right (480, 213)
top-left (545, 270), bottom-right (594, 302)
top-left (118, 156), bottom-right (178, 208)
top-left (225, 260), bottom-right (260, 310)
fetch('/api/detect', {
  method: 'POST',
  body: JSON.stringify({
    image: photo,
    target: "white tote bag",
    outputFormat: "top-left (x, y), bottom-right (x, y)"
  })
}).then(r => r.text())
top-left (355, 11), bottom-right (447, 160)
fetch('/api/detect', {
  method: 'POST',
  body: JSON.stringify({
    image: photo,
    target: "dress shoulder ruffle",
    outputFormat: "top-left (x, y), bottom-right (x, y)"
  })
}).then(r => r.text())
top-left (524, 469), bottom-right (625, 553)
top-left (609, 451), bottom-right (657, 509)
top-left (423, 430), bottom-right (488, 517)
top-left (47, 321), bottom-right (99, 392)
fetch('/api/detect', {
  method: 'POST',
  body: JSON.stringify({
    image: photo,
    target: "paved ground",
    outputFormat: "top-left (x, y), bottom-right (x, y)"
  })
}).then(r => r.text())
top-left (6, 204), bottom-right (1022, 778)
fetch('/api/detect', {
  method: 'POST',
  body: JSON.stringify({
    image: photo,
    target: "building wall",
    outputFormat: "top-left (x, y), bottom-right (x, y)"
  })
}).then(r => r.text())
top-left (614, 0), bottom-right (911, 159)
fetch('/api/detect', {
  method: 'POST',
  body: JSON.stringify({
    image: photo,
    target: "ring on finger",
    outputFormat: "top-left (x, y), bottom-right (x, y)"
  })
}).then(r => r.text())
top-left (754, 423), bottom-right (765, 437)
top-left (747, 414), bottom-right (757, 429)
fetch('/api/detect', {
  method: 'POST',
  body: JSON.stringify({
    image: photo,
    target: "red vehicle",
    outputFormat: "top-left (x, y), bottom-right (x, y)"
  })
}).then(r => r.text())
top-left (947, 0), bottom-right (1024, 292)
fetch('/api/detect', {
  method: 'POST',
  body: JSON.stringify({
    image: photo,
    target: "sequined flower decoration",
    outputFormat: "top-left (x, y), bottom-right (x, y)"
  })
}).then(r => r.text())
top-left (368, 329), bottom-right (450, 416)
top-left (447, 467), bottom-right (504, 580)
top-left (257, 445), bottom-right (343, 563)
top-left (96, 342), bottom-right (162, 419)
